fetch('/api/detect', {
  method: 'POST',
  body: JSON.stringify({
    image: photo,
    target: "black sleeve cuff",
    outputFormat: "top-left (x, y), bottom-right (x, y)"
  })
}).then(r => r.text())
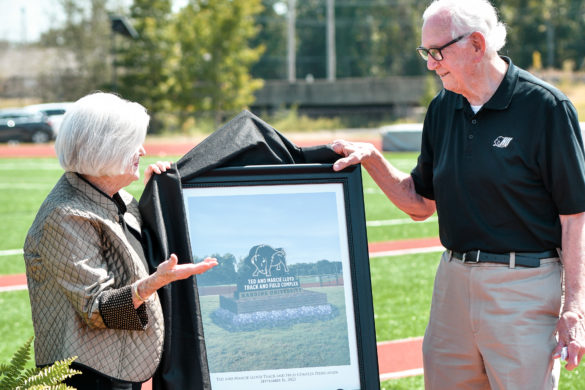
top-left (300, 145), bottom-right (340, 163)
top-left (99, 286), bottom-right (149, 330)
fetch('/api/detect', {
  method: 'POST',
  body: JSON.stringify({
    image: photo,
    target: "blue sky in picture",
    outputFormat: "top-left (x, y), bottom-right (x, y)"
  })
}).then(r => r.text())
top-left (186, 188), bottom-right (344, 265)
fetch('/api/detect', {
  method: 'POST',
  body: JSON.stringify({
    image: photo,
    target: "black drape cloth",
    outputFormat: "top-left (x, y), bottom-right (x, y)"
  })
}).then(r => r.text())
top-left (138, 110), bottom-right (339, 390)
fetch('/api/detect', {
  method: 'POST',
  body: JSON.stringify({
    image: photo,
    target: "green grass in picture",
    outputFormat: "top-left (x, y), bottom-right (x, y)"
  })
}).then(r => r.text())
top-left (200, 287), bottom-right (350, 373)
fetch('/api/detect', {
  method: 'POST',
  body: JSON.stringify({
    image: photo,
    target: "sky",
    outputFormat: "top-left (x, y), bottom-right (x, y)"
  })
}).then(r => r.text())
top-left (0, 0), bottom-right (59, 42)
top-left (183, 184), bottom-right (348, 266)
top-left (0, 0), bottom-right (284, 43)
top-left (0, 0), bottom-right (168, 43)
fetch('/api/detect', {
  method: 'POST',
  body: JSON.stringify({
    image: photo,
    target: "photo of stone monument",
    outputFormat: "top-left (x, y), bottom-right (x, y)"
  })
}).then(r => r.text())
top-left (183, 183), bottom-right (358, 374)
top-left (214, 243), bottom-right (339, 332)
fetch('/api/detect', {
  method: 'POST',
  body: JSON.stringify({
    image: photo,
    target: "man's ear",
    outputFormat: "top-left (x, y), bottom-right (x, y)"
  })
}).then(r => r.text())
top-left (469, 31), bottom-right (486, 61)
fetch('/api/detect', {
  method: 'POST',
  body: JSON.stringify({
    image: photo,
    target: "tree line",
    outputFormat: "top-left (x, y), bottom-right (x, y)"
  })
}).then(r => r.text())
top-left (194, 253), bottom-right (342, 286)
top-left (32, 0), bottom-right (585, 129)
top-left (252, 0), bottom-right (585, 79)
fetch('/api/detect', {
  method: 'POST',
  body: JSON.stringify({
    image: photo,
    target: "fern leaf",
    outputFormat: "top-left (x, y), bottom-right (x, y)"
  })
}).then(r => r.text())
top-left (22, 367), bottom-right (41, 379)
top-left (0, 337), bottom-right (33, 390)
top-left (29, 385), bottom-right (76, 390)
top-left (9, 337), bottom-right (33, 370)
top-left (23, 356), bottom-right (80, 388)
top-left (0, 362), bottom-right (11, 375)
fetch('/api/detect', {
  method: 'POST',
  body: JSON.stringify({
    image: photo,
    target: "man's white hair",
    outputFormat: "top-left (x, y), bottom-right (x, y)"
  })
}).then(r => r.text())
top-left (423, 0), bottom-right (507, 54)
top-left (55, 92), bottom-right (149, 177)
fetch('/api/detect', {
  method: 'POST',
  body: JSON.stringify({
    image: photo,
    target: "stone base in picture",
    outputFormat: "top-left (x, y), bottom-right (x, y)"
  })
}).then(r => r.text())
top-left (210, 303), bottom-right (339, 332)
top-left (219, 288), bottom-right (327, 314)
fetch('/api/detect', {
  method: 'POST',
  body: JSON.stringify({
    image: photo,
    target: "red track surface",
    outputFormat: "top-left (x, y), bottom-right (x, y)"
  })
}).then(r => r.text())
top-left (0, 136), bottom-right (382, 158)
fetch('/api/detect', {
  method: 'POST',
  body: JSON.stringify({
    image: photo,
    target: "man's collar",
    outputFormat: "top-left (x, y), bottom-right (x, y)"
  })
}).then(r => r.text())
top-left (455, 56), bottom-right (518, 111)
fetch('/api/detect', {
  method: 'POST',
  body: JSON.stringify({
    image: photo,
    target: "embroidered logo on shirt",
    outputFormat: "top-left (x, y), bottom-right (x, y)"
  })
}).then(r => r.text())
top-left (493, 136), bottom-right (513, 148)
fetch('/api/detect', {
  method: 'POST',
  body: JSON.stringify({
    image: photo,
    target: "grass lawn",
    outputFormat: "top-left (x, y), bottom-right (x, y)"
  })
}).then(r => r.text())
top-left (1, 151), bottom-right (583, 388)
top-left (200, 287), bottom-right (350, 372)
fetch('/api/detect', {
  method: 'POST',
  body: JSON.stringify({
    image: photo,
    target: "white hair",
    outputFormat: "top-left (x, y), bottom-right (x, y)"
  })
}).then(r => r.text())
top-left (55, 92), bottom-right (150, 177)
top-left (423, 0), bottom-right (507, 54)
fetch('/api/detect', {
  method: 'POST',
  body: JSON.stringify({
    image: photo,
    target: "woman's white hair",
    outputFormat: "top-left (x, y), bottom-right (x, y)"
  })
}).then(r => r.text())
top-left (423, 0), bottom-right (507, 54)
top-left (55, 92), bottom-right (150, 177)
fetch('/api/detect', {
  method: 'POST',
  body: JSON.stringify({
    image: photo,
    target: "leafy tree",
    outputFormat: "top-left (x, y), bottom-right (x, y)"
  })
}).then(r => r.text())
top-left (369, 0), bottom-right (428, 77)
top-left (250, 0), bottom-right (585, 79)
top-left (272, 0), bottom-right (428, 80)
top-left (491, 0), bottom-right (585, 70)
top-left (315, 259), bottom-right (338, 274)
top-left (335, 0), bottom-right (379, 78)
top-left (288, 259), bottom-right (342, 276)
top-left (38, 0), bottom-right (113, 100)
top-left (115, 0), bottom-right (174, 132)
top-left (250, 0), bottom-right (288, 79)
top-left (295, 0), bottom-right (327, 79)
top-left (171, 0), bottom-right (265, 126)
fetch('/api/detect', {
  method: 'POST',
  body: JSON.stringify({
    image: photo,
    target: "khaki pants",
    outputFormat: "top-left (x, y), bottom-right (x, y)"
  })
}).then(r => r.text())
top-left (423, 252), bottom-right (562, 390)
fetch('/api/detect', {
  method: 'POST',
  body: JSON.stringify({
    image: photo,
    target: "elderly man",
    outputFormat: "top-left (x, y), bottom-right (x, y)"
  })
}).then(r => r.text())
top-left (332, 0), bottom-right (585, 388)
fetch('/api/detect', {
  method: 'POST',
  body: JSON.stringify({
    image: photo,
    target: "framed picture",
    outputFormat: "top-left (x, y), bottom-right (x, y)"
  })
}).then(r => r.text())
top-left (182, 163), bottom-right (379, 390)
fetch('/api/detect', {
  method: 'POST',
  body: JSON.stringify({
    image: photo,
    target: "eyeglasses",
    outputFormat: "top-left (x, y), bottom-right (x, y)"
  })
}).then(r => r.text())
top-left (416, 33), bottom-right (471, 61)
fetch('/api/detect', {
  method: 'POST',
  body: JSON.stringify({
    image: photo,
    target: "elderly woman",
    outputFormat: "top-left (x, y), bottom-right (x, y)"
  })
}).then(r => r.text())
top-left (23, 92), bottom-right (217, 390)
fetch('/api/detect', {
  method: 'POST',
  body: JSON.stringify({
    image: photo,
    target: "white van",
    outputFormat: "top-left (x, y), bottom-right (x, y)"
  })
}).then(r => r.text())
top-left (25, 102), bottom-right (73, 135)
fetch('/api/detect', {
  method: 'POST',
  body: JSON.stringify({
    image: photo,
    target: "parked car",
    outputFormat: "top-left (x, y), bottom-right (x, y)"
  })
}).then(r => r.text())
top-left (25, 102), bottom-right (73, 135)
top-left (0, 108), bottom-right (54, 143)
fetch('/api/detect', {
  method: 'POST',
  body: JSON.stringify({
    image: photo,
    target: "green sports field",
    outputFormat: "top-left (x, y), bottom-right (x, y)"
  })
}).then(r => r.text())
top-left (0, 152), bottom-right (583, 389)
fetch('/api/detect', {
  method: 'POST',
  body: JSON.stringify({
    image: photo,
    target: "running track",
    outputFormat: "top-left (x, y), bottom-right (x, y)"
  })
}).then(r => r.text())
top-left (1, 137), bottom-right (432, 387)
top-left (0, 134), bottom-right (383, 159)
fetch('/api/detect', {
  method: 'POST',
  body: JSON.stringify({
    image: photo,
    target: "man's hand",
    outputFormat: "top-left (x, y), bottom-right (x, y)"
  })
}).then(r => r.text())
top-left (556, 212), bottom-right (585, 370)
top-left (331, 139), bottom-right (379, 171)
top-left (332, 139), bottom-right (435, 220)
top-left (553, 310), bottom-right (585, 370)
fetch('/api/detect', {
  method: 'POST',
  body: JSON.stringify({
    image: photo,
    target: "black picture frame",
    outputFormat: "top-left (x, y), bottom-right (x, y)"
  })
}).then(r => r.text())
top-left (181, 163), bottom-right (379, 390)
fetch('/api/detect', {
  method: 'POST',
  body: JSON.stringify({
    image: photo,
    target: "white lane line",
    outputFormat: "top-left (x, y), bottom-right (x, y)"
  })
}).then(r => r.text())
top-left (367, 216), bottom-right (438, 227)
top-left (0, 285), bottom-right (27, 292)
top-left (0, 249), bottom-right (23, 256)
top-left (380, 368), bottom-right (424, 381)
top-left (370, 246), bottom-right (444, 258)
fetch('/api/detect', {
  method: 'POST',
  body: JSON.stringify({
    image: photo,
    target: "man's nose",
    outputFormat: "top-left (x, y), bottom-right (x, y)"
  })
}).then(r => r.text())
top-left (427, 56), bottom-right (439, 71)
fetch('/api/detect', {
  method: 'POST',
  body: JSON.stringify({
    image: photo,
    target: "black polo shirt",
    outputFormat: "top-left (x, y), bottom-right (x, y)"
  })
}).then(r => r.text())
top-left (411, 57), bottom-right (585, 252)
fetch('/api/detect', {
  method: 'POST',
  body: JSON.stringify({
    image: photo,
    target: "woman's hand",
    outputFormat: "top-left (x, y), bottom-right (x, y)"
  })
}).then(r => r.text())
top-left (155, 254), bottom-right (218, 285)
top-left (132, 254), bottom-right (218, 308)
top-left (144, 161), bottom-right (173, 184)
